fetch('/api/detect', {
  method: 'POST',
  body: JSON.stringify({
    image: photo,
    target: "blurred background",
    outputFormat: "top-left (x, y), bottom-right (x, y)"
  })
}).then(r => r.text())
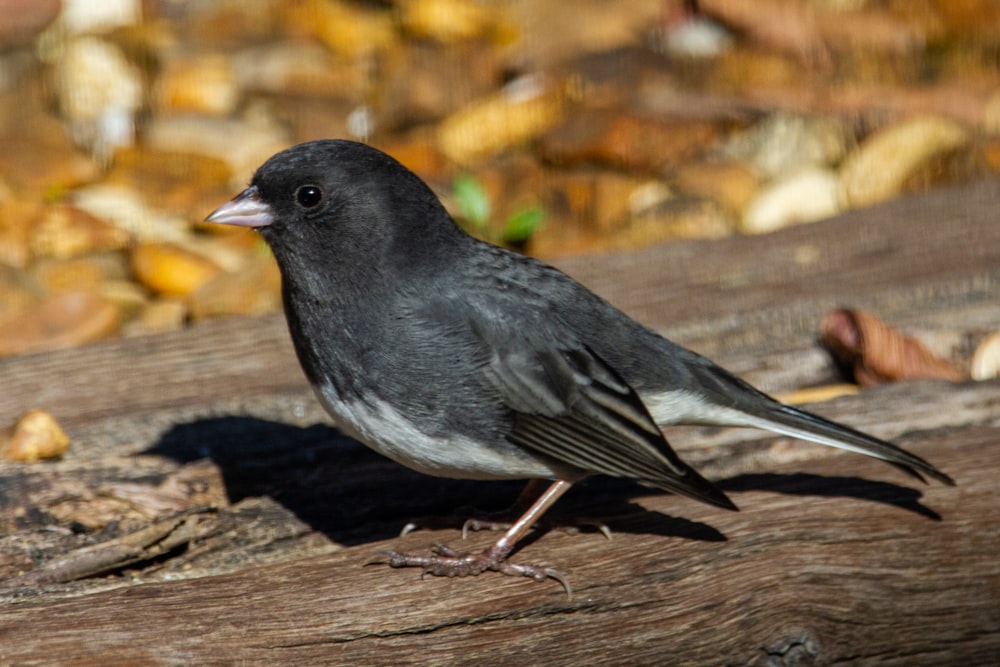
top-left (1, 0), bottom-right (999, 356)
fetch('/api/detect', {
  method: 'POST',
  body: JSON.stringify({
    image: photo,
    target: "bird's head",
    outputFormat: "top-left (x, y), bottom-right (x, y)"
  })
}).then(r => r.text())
top-left (206, 140), bottom-right (460, 267)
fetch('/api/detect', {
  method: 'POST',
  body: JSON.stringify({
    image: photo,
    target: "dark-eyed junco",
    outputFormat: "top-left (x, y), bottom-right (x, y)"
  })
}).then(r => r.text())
top-left (206, 140), bottom-right (953, 592)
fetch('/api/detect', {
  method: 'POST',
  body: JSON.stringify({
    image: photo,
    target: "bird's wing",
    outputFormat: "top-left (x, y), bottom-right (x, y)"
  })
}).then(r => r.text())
top-left (484, 341), bottom-right (736, 510)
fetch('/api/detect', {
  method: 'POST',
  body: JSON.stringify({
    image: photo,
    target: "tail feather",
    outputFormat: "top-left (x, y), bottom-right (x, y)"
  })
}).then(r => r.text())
top-left (740, 403), bottom-right (955, 486)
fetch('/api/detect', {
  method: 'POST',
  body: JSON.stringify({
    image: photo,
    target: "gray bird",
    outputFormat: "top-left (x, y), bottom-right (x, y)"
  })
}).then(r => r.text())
top-left (206, 139), bottom-right (953, 592)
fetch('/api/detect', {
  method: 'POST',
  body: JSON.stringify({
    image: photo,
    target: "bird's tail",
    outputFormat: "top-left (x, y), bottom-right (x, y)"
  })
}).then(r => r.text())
top-left (735, 402), bottom-right (954, 486)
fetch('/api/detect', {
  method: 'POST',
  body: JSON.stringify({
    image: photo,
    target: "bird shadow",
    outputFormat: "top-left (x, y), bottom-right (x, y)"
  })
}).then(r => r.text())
top-left (718, 472), bottom-right (942, 520)
top-left (144, 416), bottom-right (940, 551)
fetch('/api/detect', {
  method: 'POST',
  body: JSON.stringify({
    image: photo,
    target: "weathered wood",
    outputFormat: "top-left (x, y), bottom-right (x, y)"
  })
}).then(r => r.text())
top-left (1, 179), bottom-right (999, 664)
top-left (0, 413), bottom-right (995, 665)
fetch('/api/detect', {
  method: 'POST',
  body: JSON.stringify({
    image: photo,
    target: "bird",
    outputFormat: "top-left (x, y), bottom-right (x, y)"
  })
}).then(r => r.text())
top-left (205, 139), bottom-right (954, 593)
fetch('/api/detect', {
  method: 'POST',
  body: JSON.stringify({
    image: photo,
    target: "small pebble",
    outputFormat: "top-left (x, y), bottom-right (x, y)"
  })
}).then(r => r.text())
top-left (839, 116), bottom-right (969, 208)
top-left (0, 290), bottom-right (120, 356)
top-left (131, 242), bottom-right (223, 297)
top-left (970, 331), bottom-right (1000, 381)
top-left (741, 167), bottom-right (843, 234)
top-left (0, 408), bottom-right (70, 462)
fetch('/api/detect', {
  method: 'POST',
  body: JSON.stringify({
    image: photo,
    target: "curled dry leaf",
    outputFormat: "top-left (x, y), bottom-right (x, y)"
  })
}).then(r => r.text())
top-left (0, 409), bottom-right (70, 462)
top-left (819, 308), bottom-right (967, 386)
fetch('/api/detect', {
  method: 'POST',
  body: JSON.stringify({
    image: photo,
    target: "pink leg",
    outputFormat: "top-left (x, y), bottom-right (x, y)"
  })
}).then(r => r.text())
top-left (374, 480), bottom-right (574, 595)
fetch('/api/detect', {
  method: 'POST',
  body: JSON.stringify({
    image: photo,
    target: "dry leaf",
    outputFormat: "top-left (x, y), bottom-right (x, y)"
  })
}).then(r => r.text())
top-left (819, 308), bottom-right (967, 386)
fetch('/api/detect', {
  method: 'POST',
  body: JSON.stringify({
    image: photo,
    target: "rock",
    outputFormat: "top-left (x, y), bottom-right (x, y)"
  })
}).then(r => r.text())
top-left (31, 255), bottom-right (122, 294)
top-left (188, 253), bottom-right (282, 321)
top-left (971, 331), bottom-right (1000, 381)
top-left (0, 195), bottom-right (39, 267)
top-left (122, 299), bottom-right (187, 337)
top-left (156, 53), bottom-right (239, 116)
top-left (981, 86), bottom-right (1000, 135)
top-left (437, 75), bottom-right (564, 164)
top-left (505, 0), bottom-right (664, 68)
top-left (0, 0), bottom-right (60, 49)
top-left (541, 110), bottom-right (718, 171)
top-left (839, 116), bottom-right (970, 208)
top-left (0, 95), bottom-right (101, 199)
top-left (375, 42), bottom-right (502, 131)
top-left (131, 242), bottom-right (223, 297)
top-left (70, 184), bottom-right (191, 243)
top-left (714, 113), bottom-right (850, 178)
top-left (231, 41), bottom-right (366, 98)
top-left (0, 263), bottom-right (42, 321)
top-left (401, 0), bottom-right (513, 44)
top-left (50, 36), bottom-right (143, 158)
top-left (658, 15), bottom-right (733, 58)
top-left (0, 409), bottom-right (70, 462)
top-left (621, 195), bottom-right (733, 247)
top-left (28, 204), bottom-right (130, 259)
top-left (0, 290), bottom-right (120, 356)
top-left (145, 115), bottom-right (290, 188)
top-left (741, 167), bottom-right (843, 234)
top-left (98, 279), bottom-right (148, 321)
top-left (284, 0), bottom-right (395, 58)
top-left (672, 160), bottom-right (760, 216)
top-left (106, 147), bottom-right (234, 223)
top-left (59, 0), bottom-right (141, 35)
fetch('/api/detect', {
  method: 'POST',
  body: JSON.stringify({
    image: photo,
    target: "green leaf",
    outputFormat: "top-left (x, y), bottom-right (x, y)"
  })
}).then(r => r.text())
top-left (502, 207), bottom-right (545, 244)
top-left (452, 174), bottom-right (491, 228)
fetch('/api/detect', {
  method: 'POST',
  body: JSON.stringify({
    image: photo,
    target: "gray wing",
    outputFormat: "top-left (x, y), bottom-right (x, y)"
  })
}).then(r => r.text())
top-left (486, 341), bottom-right (736, 510)
top-left (404, 289), bottom-right (736, 510)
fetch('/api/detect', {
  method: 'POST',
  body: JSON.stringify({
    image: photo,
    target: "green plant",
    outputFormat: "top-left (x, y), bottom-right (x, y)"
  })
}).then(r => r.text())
top-left (452, 173), bottom-right (544, 247)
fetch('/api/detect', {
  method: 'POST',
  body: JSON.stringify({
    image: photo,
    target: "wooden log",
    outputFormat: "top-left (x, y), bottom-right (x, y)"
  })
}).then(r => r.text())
top-left (1, 179), bottom-right (999, 664)
top-left (0, 411), bottom-right (995, 665)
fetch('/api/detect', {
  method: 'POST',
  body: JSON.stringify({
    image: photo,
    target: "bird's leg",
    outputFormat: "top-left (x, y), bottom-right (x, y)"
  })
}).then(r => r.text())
top-left (373, 480), bottom-right (575, 595)
top-left (462, 479), bottom-right (612, 540)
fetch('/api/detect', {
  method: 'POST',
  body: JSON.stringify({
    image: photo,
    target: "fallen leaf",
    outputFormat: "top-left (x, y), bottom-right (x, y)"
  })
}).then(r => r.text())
top-left (818, 308), bottom-right (967, 386)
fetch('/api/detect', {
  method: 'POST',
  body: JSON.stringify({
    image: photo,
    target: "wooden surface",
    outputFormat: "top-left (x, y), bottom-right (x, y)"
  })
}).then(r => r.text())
top-left (1, 179), bottom-right (999, 665)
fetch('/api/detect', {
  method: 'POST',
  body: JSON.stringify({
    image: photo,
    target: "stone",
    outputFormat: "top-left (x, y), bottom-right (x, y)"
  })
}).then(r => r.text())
top-left (401, 0), bottom-right (513, 44)
top-left (971, 331), bottom-right (1000, 381)
top-left (69, 184), bottom-right (191, 243)
top-left (840, 116), bottom-right (970, 208)
top-left (0, 409), bottom-right (70, 462)
top-left (28, 203), bottom-right (130, 259)
top-left (741, 167), bottom-right (843, 234)
top-left (123, 298), bottom-right (188, 337)
top-left (541, 110), bottom-right (718, 171)
top-left (0, 290), bottom-right (120, 356)
top-left (106, 147), bottom-right (234, 223)
top-left (156, 53), bottom-right (239, 116)
top-left (0, 0), bottom-right (60, 49)
top-left (0, 263), bottom-right (42, 321)
top-left (31, 256), bottom-right (120, 294)
top-left (188, 253), bottom-right (282, 321)
top-left (672, 160), bottom-right (760, 216)
top-left (50, 36), bottom-right (143, 158)
top-left (437, 75), bottom-right (564, 164)
top-left (284, 0), bottom-right (395, 58)
top-left (145, 115), bottom-right (290, 188)
top-left (231, 41), bottom-right (366, 98)
top-left (714, 114), bottom-right (850, 178)
top-left (131, 242), bottom-right (223, 297)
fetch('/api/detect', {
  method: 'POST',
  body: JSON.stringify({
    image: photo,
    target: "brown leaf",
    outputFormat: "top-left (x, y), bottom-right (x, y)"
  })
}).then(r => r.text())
top-left (819, 308), bottom-right (967, 386)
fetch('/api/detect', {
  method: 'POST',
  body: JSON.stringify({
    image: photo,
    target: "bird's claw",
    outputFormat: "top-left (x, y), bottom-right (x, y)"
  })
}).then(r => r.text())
top-left (369, 542), bottom-right (572, 597)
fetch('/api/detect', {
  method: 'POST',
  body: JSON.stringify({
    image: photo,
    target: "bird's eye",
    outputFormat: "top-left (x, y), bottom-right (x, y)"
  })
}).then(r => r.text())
top-left (295, 185), bottom-right (323, 208)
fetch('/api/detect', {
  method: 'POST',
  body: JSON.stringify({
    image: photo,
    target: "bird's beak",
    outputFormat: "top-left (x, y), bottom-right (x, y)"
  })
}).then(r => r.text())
top-left (205, 185), bottom-right (274, 228)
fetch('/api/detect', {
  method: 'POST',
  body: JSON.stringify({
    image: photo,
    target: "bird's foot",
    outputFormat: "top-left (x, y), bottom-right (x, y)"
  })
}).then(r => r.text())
top-left (370, 542), bottom-right (572, 596)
